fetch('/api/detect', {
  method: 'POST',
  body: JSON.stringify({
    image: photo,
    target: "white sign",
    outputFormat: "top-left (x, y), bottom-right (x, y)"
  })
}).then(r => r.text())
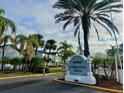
top-left (65, 55), bottom-right (96, 85)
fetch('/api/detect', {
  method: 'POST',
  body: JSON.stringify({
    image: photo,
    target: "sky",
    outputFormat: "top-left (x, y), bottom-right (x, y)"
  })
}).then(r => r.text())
top-left (0, 0), bottom-right (123, 56)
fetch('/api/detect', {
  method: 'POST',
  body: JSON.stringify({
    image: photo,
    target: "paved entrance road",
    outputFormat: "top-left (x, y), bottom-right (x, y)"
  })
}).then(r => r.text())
top-left (0, 74), bottom-right (111, 93)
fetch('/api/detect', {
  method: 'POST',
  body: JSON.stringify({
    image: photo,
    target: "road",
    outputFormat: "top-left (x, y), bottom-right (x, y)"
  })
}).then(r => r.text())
top-left (0, 74), bottom-right (111, 93)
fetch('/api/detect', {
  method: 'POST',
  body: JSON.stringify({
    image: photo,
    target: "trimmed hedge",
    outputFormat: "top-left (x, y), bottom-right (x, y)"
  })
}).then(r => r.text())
top-left (47, 67), bottom-right (62, 73)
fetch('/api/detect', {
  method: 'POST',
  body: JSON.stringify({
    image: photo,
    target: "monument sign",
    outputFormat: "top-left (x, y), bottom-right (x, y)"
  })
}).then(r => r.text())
top-left (65, 55), bottom-right (96, 85)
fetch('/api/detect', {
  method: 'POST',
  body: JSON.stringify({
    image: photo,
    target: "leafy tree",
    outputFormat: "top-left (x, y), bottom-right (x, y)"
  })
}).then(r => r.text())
top-left (53, 0), bottom-right (122, 57)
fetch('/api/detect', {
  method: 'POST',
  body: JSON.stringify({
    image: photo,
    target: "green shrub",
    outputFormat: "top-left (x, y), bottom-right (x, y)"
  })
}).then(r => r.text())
top-left (28, 57), bottom-right (46, 73)
top-left (2, 56), bottom-right (10, 64)
top-left (47, 67), bottom-right (62, 73)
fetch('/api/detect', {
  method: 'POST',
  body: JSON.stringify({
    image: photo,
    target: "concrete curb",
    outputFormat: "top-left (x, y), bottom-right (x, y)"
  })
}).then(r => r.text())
top-left (54, 79), bottom-right (123, 93)
top-left (0, 73), bottom-right (60, 80)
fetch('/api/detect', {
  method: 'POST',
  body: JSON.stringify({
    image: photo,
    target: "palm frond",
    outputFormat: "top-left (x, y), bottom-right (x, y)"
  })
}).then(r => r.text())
top-left (98, 16), bottom-right (119, 34)
top-left (91, 16), bottom-right (113, 37)
top-left (74, 24), bottom-right (80, 37)
top-left (0, 9), bottom-right (5, 15)
top-left (63, 17), bottom-right (74, 30)
top-left (93, 23), bottom-right (100, 40)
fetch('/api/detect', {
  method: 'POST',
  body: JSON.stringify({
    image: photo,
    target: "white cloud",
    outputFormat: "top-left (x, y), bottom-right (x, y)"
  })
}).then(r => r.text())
top-left (0, 0), bottom-right (123, 56)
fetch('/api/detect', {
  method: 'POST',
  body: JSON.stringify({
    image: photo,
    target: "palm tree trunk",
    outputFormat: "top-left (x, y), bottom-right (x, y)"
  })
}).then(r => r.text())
top-left (103, 62), bottom-right (108, 79)
top-left (43, 62), bottom-right (46, 75)
top-left (35, 47), bottom-right (37, 56)
top-left (24, 56), bottom-right (28, 73)
top-left (82, 15), bottom-right (90, 57)
top-left (63, 59), bottom-right (66, 79)
top-left (47, 49), bottom-right (51, 65)
top-left (1, 42), bottom-right (6, 71)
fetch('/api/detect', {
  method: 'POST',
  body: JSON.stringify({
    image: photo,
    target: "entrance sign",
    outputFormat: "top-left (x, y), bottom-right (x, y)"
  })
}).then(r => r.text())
top-left (65, 55), bottom-right (96, 85)
top-left (69, 55), bottom-right (89, 76)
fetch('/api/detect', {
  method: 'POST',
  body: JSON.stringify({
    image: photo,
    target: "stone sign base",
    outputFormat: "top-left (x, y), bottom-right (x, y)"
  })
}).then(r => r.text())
top-left (65, 71), bottom-right (96, 85)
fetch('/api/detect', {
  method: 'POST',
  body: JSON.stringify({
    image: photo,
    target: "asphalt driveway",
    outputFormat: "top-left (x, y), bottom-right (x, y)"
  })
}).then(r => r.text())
top-left (0, 74), bottom-right (111, 93)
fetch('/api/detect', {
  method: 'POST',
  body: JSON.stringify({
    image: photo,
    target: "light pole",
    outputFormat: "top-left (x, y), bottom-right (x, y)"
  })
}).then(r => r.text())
top-left (107, 0), bottom-right (123, 82)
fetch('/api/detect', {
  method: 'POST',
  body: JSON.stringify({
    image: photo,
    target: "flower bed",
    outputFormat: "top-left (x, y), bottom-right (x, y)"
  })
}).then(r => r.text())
top-left (56, 78), bottom-right (123, 92)
top-left (98, 80), bottom-right (122, 90)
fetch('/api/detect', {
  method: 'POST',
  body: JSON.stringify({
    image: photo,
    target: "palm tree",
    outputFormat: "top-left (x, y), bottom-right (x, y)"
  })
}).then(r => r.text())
top-left (44, 39), bottom-right (57, 62)
top-left (31, 34), bottom-right (44, 56)
top-left (57, 41), bottom-right (74, 77)
top-left (0, 9), bottom-right (16, 36)
top-left (106, 45), bottom-right (115, 57)
top-left (57, 41), bottom-right (73, 64)
top-left (15, 34), bottom-right (39, 72)
top-left (0, 9), bottom-right (16, 71)
top-left (106, 43), bottom-right (123, 57)
top-left (53, 0), bottom-right (122, 57)
top-left (0, 35), bottom-right (16, 70)
top-left (105, 44), bottom-right (123, 79)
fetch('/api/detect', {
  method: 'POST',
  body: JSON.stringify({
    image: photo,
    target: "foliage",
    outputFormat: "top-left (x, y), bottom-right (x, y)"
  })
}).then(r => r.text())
top-left (44, 39), bottom-right (57, 61)
top-left (92, 57), bottom-right (113, 67)
top-left (47, 67), bottom-right (62, 73)
top-left (28, 57), bottom-right (46, 73)
top-left (2, 56), bottom-right (10, 64)
top-left (10, 57), bottom-right (22, 66)
top-left (44, 39), bottom-right (57, 51)
top-left (15, 34), bottom-right (39, 60)
top-left (57, 41), bottom-right (74, 63)
top-left (0, 8), bottom-right (16, 36)
top-left (0, 8), bottom-right (16, 71)
top-left (31, 34), bottom-right (44, 55)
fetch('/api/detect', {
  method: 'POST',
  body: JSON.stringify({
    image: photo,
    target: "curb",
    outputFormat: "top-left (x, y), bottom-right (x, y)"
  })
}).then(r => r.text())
top-left (0, 73), bottom-right (60, 80)
top-left (54, 79), bottom-right (123, 93)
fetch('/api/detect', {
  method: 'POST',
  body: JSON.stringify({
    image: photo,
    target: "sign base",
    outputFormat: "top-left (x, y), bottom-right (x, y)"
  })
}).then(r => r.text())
top-left (65, 71), bottom-right (96, 85)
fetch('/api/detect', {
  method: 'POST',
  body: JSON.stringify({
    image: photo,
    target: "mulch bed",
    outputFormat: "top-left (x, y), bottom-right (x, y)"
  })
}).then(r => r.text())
top-left (98, 80), bottom-right (123, 90)
top-left (58, 78), bottom-right (123, 91)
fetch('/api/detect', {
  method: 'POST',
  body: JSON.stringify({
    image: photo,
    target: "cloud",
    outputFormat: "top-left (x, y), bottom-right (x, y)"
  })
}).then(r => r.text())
top-left (0, 0), bottom-right (123, 55)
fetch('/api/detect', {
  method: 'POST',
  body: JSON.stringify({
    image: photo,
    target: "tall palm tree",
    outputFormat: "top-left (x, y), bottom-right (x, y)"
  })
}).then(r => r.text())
top-left (31, 34), bottom-right (44, 56)
top-left (0, 9), bottom-right (16, 36)
top-left (44, 39), bottom-right (57, 61)
top-left (0, 35), bottom-right (16, 70)
top-left (15, 34), bottom-right (39, 72)
top-left (53, 0), bottom-right (122, 57)
top-left (0, 9), bottom-right (16, 70)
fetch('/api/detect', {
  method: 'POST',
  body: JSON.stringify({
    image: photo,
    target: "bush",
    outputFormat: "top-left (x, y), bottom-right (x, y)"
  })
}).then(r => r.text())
top-left (47, 67), bottom-right (62, 73)
top-left (95, 74), bottom-right (100, 85)
top-left (28, 57), bottom-right (45, 73)
top-left (2, 56), bottom-right (10, 64)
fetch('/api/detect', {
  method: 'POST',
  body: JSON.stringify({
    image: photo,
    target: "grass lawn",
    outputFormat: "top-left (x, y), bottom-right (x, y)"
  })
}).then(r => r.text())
top-left (48, 67), bottom-right (62, 73)
top-left (0, 71), bottom-right (36, 78)
top-left (0, 67), bottom-right (62, 78)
